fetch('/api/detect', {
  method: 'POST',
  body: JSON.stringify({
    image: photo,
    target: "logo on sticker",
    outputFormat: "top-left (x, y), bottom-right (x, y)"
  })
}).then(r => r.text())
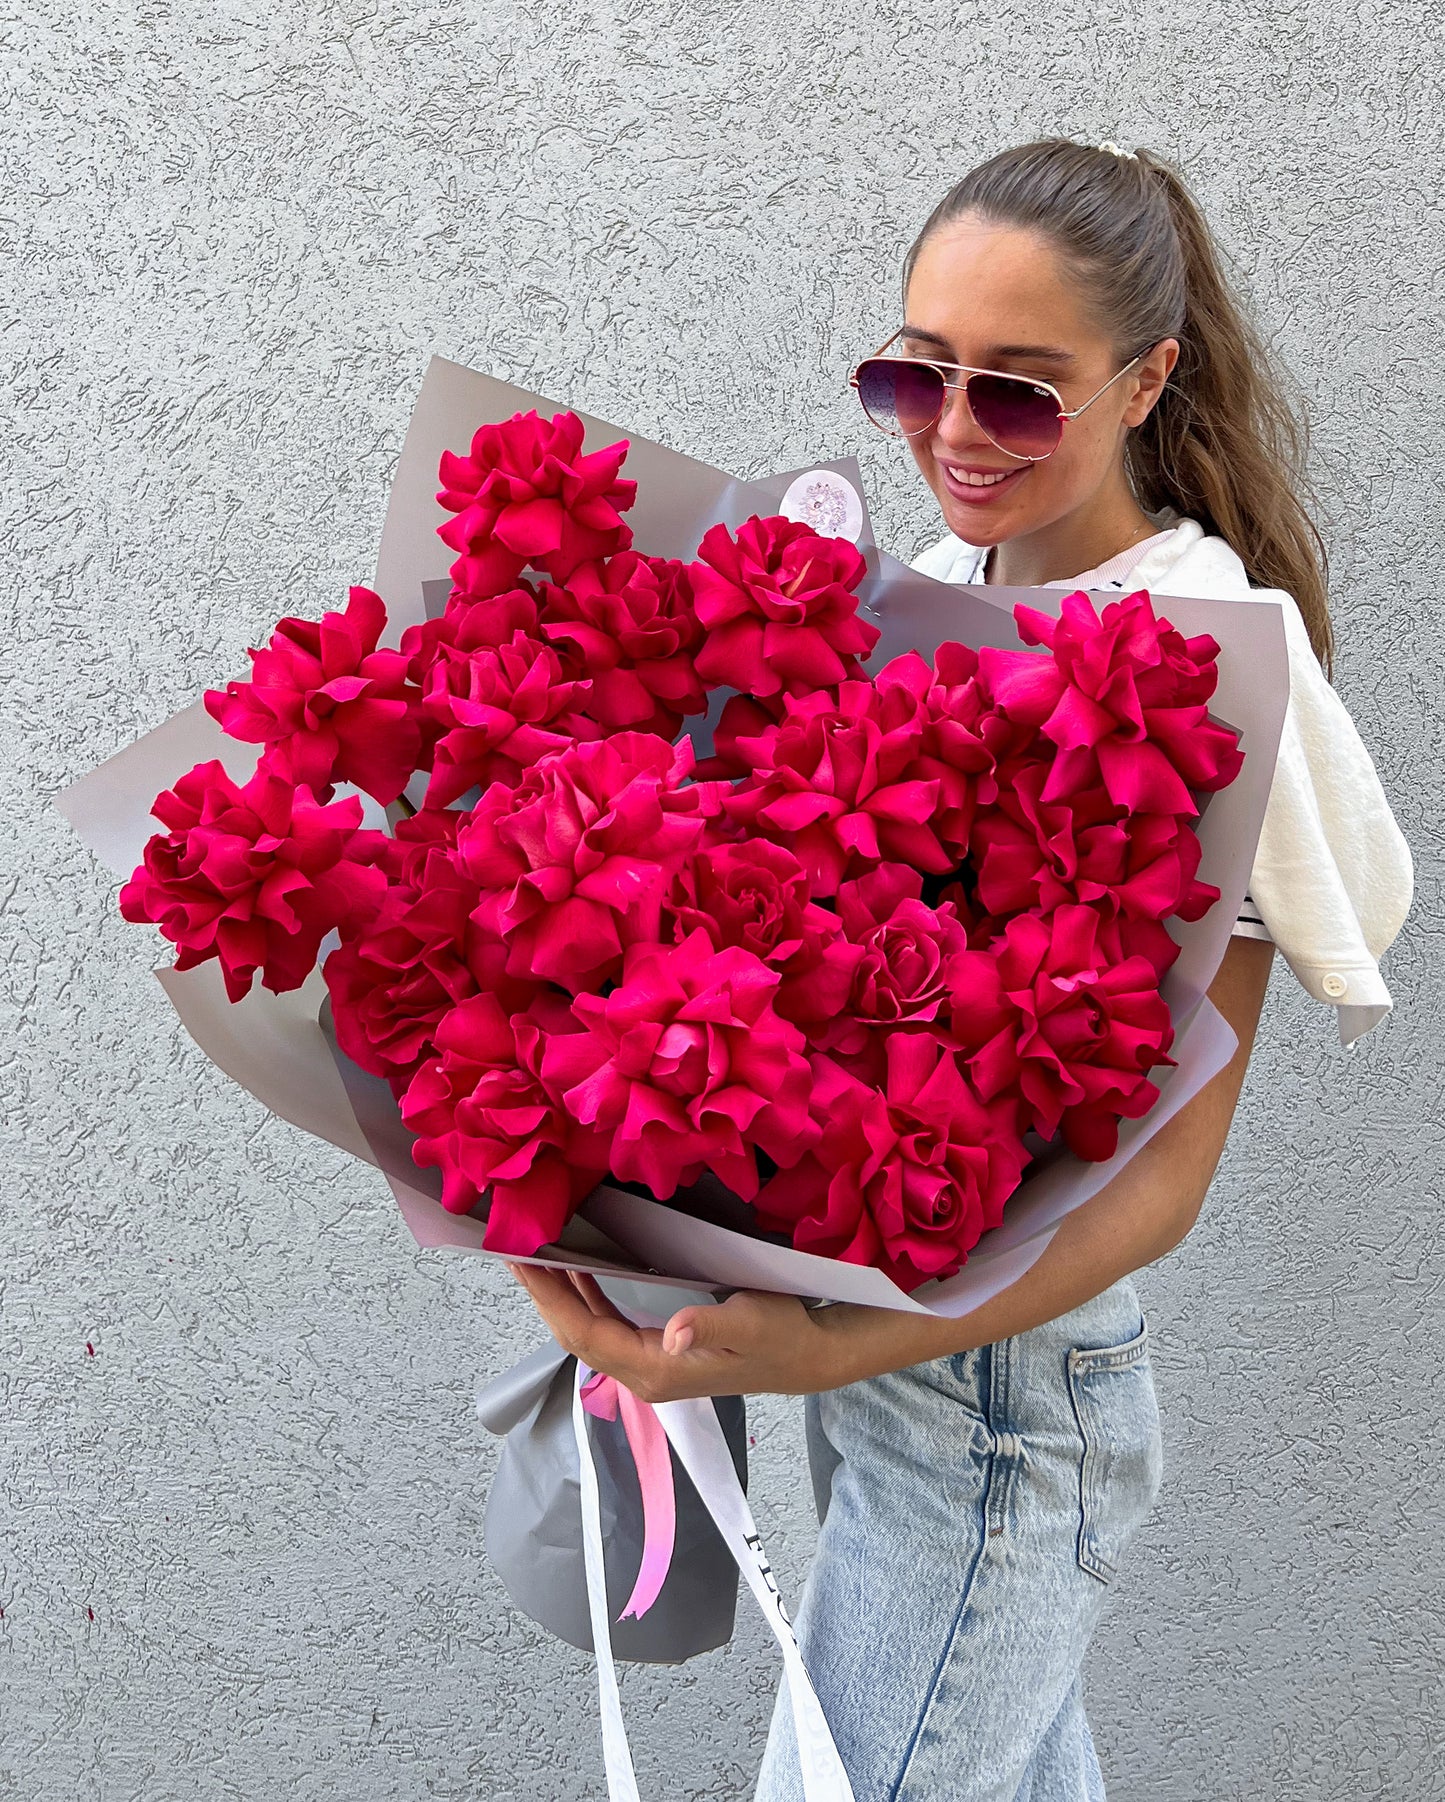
top-left (779, 470), bottom-right (865, 545)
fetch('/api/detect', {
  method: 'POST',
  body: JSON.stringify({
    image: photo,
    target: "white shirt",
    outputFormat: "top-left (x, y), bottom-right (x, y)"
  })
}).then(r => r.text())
top-left (908, 514), bottom-right (1415, 1049)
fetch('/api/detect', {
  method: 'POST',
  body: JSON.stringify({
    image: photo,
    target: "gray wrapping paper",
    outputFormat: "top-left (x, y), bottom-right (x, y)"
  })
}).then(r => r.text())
top-left (476, 1317), bottom-right (748, 1665)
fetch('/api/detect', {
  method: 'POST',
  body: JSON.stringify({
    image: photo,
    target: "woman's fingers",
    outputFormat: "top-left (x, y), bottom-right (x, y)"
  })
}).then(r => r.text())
top-left (507, 1262), bottom-right (663, 1377)
top-left (566, 1268), bottom-right (634, 1324)
top-left (503, 1261), bottom-right (809, 1400)
top-left (516, 1262), bottom-right (664, 1330)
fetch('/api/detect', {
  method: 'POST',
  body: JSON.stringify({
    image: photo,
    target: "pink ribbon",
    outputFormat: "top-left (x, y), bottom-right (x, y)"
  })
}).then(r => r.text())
top-left (579, 1366), bottom-right (678, 1620)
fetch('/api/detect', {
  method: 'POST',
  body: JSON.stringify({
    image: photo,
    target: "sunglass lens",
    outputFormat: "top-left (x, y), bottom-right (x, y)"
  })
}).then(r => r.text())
top-left (855, 359), bottom-right (945, 436)
top-left (965, 373), bottom-right (1061, 459)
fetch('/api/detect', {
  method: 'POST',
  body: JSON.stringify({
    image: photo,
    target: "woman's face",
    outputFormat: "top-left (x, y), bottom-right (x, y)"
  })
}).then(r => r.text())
top-left (899, 214), bottom-right (1176, 549)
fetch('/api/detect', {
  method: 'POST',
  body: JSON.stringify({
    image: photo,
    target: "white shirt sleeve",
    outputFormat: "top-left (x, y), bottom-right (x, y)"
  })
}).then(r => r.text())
top-left (1243, 593), bottom-right (1414, 1048)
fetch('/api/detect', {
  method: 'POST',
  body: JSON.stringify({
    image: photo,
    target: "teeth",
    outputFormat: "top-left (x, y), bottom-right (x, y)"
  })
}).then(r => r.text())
top-left (945, 466), bottom-right (1012, 488)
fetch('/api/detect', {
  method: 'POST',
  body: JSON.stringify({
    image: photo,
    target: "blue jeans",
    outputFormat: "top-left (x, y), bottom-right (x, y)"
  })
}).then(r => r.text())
top-left (752, 1274), bottom-right (1164, 1802)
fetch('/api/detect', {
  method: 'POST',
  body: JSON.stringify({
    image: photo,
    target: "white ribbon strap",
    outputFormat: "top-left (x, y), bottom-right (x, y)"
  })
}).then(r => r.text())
top-left (653, 1396), bottom-right (855, 1802)
top-left (569, 1359), bottom-right (854, 1802)
top-left (571, 1364), bottom-right (643, 1802)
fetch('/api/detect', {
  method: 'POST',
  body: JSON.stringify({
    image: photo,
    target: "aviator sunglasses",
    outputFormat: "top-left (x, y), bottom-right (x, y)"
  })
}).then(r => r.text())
top-left (851, 328), bottom-right (1154, 462)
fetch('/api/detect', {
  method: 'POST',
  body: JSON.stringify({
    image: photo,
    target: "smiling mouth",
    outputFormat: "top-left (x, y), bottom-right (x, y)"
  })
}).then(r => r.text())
top-left (939, 461), bottom-right (1028, 499)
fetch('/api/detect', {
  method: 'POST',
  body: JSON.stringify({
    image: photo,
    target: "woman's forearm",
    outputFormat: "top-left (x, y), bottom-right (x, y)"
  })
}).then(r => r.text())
top-left (808, 937), bottom-right (1276, 1389)
top-left (809, 1150), bottom-right (1195, 1386)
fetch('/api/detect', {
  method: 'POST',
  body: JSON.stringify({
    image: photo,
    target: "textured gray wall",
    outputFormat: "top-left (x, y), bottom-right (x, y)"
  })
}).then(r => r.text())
top-left (4, 2), bottom-right (1442, 1798)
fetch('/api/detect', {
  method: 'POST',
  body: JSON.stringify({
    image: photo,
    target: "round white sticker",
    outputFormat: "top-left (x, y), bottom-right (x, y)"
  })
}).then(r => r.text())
top-left (778, 469), bottom-right (865, 545)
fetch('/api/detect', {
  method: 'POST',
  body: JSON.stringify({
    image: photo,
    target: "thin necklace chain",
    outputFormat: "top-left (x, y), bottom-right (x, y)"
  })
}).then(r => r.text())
top-left (1116, 517), bottom-right (1171, 555)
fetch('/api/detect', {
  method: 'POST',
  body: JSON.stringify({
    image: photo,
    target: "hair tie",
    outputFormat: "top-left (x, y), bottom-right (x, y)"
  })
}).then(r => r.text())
top-left (1097, 140), bottom-right (1138, 160)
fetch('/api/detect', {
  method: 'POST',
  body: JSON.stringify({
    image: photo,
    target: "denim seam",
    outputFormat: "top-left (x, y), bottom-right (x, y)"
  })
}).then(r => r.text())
top-left (989, 1331), bottom-right (1012, 1434)
top-left (1066, 1318), bottom-right (1149, 1377)
top-left (1068, 1343), bottom-right (1149, 1375)
top-left (887, 1447), bottom-right (996, 1801)
top-left (888, 1342), bottom-right (996, 1802)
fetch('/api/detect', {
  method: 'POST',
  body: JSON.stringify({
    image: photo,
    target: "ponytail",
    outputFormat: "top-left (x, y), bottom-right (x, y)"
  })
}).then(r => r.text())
top-left (904, 139), bottom-right (1336, 679)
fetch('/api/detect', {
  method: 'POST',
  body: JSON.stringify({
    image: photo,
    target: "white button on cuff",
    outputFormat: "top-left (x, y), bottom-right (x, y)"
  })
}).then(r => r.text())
top-left (1321, 973), bottom-right (1348, 998)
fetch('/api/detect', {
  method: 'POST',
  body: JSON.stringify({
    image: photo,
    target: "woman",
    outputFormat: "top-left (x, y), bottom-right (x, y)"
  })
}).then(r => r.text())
top-left (507, 138), bottom-right (1412, 1799)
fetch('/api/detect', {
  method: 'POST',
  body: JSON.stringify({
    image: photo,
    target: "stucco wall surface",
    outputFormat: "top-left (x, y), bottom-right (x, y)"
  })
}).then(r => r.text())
top-left (3, 2), bottom-right (1442, 1798)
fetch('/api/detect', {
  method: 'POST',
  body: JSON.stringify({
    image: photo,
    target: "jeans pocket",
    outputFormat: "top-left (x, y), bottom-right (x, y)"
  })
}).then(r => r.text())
top-left (1066, 1314), bottom-right (1164, 1584)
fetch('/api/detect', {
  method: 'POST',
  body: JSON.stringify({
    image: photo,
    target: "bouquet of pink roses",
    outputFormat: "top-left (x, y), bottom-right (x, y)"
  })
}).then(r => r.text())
top-left (58, 357), bottom-right (1288, 1325)
top-left (111, 396), bottom-right (1245, 1299)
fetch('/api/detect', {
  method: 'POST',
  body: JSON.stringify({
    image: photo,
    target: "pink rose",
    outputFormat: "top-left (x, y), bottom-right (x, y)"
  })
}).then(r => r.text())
top-left (980, 590), bottom-right (1244, 817)
top-left (1016, 586), bottom-right (1225, 710)
top-left (755, 1042), bottom-right (1030, 1292)
top-left (689, 514), bottom-right (879, 697)
top-left (436, 409), bottom-right (636, 590)
top-left (400, 587), bottom-right (542, 674)
top-left (323, 827), bottom-right (535, 1093)
top-left (666, 840), bottom-right (861, 1028)
top-left (967, 738), bottom-right (1221, 937)
top-left (542, 929), bottom-right (817, 1201)
top-left (401, 993), bottom-right (611, 1253)
top-left (969, 761), bottom-right (1127, 918)
top-left (983, 903), bottom-right (1177, 1160)
top-left (120, 762), bottom-right (385, 1002)
top-left (457, 733), bottom-right (718, 993)
top-left (821, 864), bottom-right (971, 1054)
top-left (204, 586), bottom-right (423, 805)
top-left (416, 625), bottom-right (596, 809)
top-left (536, 552), bottom-right (707, 737)
top-left (724, 679), bottom-right (951, 895)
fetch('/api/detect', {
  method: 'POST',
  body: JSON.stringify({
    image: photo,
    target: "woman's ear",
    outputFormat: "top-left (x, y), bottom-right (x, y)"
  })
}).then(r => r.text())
top-left (1121, 337), bottom-right (1181, 427)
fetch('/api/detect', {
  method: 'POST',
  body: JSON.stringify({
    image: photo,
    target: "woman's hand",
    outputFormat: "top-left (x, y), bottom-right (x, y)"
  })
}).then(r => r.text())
top-left (505, 1262), bottom-right (853, 1400)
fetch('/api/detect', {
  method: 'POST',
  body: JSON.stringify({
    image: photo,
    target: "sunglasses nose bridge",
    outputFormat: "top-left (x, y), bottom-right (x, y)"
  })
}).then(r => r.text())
top-left (934, 374), bottom-right (996, 450)
top-left (934, 376), bottom-right (970, 431)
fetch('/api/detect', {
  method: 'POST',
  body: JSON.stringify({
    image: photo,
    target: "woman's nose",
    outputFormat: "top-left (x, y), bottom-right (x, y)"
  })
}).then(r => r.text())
top-left (931, 382), bottom-right (991, 455)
